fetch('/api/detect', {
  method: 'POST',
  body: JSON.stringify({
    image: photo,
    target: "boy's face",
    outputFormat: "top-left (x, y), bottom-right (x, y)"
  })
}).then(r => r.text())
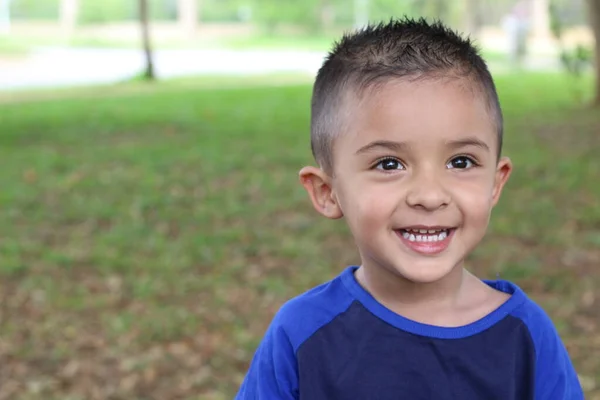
top-left (300, 78), bottom-right (512, 284)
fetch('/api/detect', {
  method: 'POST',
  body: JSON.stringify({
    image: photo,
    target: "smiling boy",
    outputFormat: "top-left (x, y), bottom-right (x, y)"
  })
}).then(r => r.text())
top-left (235, 18), bottom-right (583, 399)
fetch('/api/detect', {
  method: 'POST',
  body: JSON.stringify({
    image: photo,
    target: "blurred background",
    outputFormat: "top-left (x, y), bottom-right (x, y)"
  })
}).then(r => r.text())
top-left (0, 0), bottom-right (595, 89)
top-left (0, 0), bottom-right (599, 399)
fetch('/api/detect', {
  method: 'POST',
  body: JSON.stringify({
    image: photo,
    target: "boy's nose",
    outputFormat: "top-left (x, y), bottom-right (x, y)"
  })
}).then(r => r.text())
top-left (405, 171), bottom-right (451, 211)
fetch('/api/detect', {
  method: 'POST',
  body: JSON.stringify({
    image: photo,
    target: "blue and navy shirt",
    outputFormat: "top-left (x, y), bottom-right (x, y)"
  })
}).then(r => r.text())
top-left (236, 266), bottom-right (583, 399)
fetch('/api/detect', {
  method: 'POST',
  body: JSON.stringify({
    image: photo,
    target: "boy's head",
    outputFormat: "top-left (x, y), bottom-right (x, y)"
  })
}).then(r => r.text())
top-left (300, 18), bottom-right (512, 285)
top-left (310, 17), bottom-right (503, 175)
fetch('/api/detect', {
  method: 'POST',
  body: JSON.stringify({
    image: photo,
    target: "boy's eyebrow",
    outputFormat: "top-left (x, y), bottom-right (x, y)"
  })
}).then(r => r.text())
top-left (446, 137), bottom-right (490, 151)
top-left (355, 140), bottom-right (408, 155)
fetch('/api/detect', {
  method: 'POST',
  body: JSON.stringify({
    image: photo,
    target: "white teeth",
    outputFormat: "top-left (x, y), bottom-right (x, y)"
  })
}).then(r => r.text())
top-left (419, 229), bottom-right (427, 234)
top-left (402, 229), bottom-right (450, 242)
top-left (428, 230), bottom-right (436, 234)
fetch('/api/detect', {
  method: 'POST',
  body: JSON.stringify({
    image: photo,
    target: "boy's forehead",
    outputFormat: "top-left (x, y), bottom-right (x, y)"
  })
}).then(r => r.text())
top-left (357, 77), bottom-right (484, 111)
top-left (338, 78), bottom-right (497, 150)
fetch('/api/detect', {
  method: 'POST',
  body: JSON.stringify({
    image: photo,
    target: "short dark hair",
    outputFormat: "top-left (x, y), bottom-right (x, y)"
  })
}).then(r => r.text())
top-left (310, 17), bottom-right (503, 173)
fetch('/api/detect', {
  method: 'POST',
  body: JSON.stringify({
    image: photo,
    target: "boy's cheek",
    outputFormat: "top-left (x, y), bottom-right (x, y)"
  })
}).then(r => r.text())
top-left (355, 185), bottom-right (399, 211)
top-left (351, 192), bottom-right (402, 233)
top-left (455, 190), bottom-right (493, 211)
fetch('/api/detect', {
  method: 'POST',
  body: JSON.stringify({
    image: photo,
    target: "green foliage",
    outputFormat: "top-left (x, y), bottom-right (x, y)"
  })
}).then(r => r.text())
top-left (201, 0), bottom-right (249, 22)
top-left (340, 0), bottom-right (416, 25)
top-left (549, 1), bottom-right (563, 39)
top-left (410, 0), bottom-right (449, 20)
top-left (10, 0), bottom-right (177, 23)
top-left (10, 0), bottom-right (59, 20)
top-left (250, 0), bottom-right (321, 32)
top-left (549, 0), bottom-right (593, 102)
top-left (559, 45), bottom-right (593, 77)
top-left (548, 0), bottom-right (588, 28)
top-left (78, 0), bottom-right (137, 23)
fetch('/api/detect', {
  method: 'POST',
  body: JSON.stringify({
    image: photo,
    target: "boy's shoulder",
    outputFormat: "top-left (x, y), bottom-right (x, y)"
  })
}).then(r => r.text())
top-left (493, 280), bottom-right (584, 397)
top-left (268, 267), bottom-right (356, 351)
top-left (485, 279), bottom-right (574, 365)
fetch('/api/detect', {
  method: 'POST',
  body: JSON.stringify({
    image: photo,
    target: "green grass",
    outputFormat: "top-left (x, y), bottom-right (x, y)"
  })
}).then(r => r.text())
top-left (0, 72), bottom-right (599, 399)
top-left (0, 36), bottom-right (32, 56)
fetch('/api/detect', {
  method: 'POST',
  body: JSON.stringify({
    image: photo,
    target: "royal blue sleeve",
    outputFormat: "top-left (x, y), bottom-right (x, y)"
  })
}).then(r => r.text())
top-left (515, 301), bottom-right (584, 399)
top-left (234, 275), bottom-right (354, 399)
top-left (533, 325), bottom-right (583, 399)
top-left (235, 317), bottom-right (299, 400)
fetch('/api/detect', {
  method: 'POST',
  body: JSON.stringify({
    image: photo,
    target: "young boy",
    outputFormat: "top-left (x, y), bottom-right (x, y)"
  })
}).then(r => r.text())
top-left (235, 18), bottom-right (583, 399)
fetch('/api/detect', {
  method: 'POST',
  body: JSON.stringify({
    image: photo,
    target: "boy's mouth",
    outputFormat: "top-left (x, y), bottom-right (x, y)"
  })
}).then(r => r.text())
top-left (394, 227), bottom-right (456, 254)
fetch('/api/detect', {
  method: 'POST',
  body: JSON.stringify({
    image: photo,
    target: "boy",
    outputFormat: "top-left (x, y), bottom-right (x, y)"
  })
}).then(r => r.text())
top-left (235, 18), bottom-right (583, 399)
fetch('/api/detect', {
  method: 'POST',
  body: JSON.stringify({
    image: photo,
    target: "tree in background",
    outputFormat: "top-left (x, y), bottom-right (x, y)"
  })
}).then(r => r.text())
top-left (139, 0), bottom-right (155, 80)
top-left (0, 0), bottom-right (13, 34)
top-left (178, 0), bottom-right (199, 36)
top-left (550, 0), bottom-right (593, 103)
top-left (587, 0), bottom-right (600, 104)
top-left (60, 0), bottom-right (78, 38)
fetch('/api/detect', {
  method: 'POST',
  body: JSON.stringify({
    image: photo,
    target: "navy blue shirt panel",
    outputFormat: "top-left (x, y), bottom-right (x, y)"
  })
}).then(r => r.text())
top-left (297, 301), bottom-right (535, 400)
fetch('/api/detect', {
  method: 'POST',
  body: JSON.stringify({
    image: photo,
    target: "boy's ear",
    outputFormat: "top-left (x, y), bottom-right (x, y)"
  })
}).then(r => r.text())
top-left (299, 166), bottom-right (343, 219)
top-left (491, 156), bottom-right (512, 206)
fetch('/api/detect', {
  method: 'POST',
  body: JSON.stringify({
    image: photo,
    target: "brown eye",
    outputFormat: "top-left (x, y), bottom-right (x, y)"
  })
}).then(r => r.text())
top-left (375, 158), bottom-right (405, 171)
top-left (447, 156), bottom-right (475, 169)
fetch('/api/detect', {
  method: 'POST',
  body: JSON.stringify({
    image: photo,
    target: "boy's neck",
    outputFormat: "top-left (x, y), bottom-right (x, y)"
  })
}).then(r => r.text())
top-left (354, 263), bottom-right (505, 327)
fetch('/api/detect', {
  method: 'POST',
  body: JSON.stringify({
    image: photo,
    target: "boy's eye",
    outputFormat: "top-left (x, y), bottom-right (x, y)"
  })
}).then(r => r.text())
top-left (375, 158), bottom-right (405, 171)
top-left (447, 156), bottom-right (475, 169)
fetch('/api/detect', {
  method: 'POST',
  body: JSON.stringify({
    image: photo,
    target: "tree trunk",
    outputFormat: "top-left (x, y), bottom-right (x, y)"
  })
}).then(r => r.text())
top-left (178, 0), bottom-right (198, 37)
top-left (587, 0), bottom-right (600, 105)
top-left (139, 0), bottom-right (155, 81)
top-left (59, 0), bottom-right (78, 39)
top-left (531, 0), bottom-right (551, 38)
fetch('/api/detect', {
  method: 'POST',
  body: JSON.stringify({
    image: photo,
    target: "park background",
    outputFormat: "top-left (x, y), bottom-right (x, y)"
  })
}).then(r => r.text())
top-left (0, 0), bottom-right (599, 399)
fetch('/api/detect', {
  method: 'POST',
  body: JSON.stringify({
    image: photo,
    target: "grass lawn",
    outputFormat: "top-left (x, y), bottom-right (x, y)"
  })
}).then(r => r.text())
top-left (0, 72), bottom-right (599, 399)
top-left (0, 37), bottom-right (32, 57)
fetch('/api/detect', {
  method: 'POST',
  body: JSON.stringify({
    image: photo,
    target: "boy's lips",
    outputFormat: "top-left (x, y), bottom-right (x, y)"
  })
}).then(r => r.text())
top-left (394, 227), bottom-right (456, 255)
